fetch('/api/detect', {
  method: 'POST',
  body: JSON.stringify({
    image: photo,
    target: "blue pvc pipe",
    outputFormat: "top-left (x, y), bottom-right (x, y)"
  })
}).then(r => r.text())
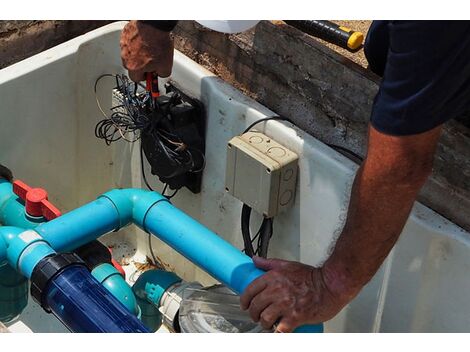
top-left (1, 186), bottom-right (323, 332)
top-left (0, 180), bottom-right (42, 229)
top-left (91, 263), bottom-right (140, 316)
top-left (143, 200), bottom-right (265, 295)
top-left (0, 226), bottom-right (55, 278)
top-left (35, 197), bottom-right (121, 252)
top-left (0, 179), bottom-right (13, 210)
top-left (141, 196), bottom-right (323, 332)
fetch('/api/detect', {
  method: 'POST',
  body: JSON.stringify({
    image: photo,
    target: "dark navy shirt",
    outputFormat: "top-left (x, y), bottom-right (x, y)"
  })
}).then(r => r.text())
top-left (365, 21), bottom-right (470, 135)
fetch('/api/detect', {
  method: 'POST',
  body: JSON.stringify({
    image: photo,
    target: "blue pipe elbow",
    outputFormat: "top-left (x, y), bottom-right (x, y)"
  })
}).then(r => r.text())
top-left (91, 263), bottom-right (140, 316)
top-left (100, 188), bottom-right (168, 230)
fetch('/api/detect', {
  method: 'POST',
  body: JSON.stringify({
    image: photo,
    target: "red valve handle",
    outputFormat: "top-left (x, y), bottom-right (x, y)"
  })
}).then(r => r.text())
top-left (145, 72), bottom-right (160, 98)
top-left (13, 180), bottom-right (62, 220)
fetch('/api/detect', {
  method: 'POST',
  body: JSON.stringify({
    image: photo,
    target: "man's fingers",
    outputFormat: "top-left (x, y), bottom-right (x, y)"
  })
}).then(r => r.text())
top-left (274, 318), bottom-right (297, 333)
top-left (128, 70), bottom-right (145, 83)
top-left (259, 304), bottom-right (283, 330)
top-left (240, 277), bottom-right (267, 310)
top-left (247, 290), bottom-right (275, 322)
top-left (252, 256), bottom-right (287, 271)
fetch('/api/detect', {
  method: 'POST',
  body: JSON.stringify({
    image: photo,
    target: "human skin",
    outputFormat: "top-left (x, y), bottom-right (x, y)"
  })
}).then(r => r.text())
top-left (120, 20), bottom-right (174, 82)
top-left (240, 124), bottom-right (442, 332)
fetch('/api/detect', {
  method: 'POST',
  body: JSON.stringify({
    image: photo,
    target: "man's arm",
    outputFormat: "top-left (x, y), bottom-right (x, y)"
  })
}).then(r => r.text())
top-left (240, 123), bottom-right (442, 332)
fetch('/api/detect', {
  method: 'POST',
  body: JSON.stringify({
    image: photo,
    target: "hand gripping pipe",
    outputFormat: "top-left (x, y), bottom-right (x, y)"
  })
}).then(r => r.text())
top-left (0, 184), bottom-right (323, 333)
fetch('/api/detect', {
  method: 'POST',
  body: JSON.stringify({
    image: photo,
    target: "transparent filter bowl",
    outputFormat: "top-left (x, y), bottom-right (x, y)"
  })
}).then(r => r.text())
top-left (178, 284), bottom-right (272, 333)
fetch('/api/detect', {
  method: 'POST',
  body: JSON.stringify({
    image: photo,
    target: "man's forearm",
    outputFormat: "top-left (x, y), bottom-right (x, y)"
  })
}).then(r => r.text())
top-left (322, 125), bottom-right (442, 301)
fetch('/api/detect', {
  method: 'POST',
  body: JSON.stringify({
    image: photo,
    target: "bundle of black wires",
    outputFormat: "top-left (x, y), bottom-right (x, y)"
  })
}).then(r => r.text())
top-left (94, 73), bottom-right (184, 199)
top-left (94, 74), bottom-right (151, 145)
top-left (241, 204), bottom-right (273, 258)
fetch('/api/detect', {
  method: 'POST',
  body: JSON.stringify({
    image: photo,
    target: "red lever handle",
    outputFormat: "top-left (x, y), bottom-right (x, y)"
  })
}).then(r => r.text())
top-left (13, 180), bottom-right (62, 220)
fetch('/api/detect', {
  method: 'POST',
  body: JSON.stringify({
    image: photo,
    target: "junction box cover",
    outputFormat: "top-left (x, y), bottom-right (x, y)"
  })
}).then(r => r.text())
top-left (225, 131), bottom-right (299, 218)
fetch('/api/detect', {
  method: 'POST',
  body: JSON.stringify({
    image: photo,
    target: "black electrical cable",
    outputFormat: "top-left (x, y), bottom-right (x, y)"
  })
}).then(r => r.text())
top-left (148, 232), bottom-right (159, 266)
top-left (243, 116), bottom-right (292, 134)
top-left (165, 188), bottom-right (179, 199)
top-left (241, 204), bottom-right (273, 258)
top-left (244, 115), bottom-right (363, 164)
top-left (258, 217), bottom-right (273, 258)
top-left (241, 204), bottom-right (255, 257)
top-left (326, 143), bottom-right (364, 163)
top-left (140, 142), bottom-right (155, 192)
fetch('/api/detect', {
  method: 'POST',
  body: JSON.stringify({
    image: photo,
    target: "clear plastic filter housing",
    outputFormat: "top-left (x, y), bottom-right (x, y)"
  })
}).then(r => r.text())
top-left (178, 284), bottom-right (272, 333)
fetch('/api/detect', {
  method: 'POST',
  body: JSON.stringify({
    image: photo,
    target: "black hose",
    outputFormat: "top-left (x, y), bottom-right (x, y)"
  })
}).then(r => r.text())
top-left (285, 20), bottom-right (364, 52)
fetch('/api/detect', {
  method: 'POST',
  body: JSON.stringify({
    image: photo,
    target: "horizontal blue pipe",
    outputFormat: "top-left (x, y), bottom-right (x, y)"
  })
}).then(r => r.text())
top-left (35, 197), bottom-right (121, 252)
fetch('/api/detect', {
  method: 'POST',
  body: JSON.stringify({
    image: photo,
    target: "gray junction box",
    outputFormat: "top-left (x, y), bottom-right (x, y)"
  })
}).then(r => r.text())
top-left (225, 131), bottom-right (299, 218)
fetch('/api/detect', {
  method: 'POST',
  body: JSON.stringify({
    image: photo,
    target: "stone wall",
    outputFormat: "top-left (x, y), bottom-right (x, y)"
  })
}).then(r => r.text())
top-left (0, 20), bottom-right (110, 69)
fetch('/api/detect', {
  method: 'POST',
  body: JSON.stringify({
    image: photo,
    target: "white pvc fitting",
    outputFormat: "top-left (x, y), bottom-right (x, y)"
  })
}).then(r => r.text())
top-left (159, 281), bottom-right (203, 332)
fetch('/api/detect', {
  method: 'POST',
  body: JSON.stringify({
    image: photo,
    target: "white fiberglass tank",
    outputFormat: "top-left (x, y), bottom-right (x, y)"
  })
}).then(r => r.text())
top-left (0, 22), bottom-right (469, 333)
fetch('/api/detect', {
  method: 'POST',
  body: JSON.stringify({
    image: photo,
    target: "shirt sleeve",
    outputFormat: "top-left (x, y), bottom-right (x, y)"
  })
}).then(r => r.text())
top-left (370, 21), bottom-right (470, 136)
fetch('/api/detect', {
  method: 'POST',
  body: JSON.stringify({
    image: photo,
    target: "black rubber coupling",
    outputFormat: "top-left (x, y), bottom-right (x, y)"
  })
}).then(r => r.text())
top-left (30, 252), bottom-right (86, 312)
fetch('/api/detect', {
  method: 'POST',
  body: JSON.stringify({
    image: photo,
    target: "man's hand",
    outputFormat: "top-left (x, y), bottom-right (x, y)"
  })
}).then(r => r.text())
top-left (240, 256), bottom-right (347, 333)
top-left (120, 20), bottom-right (174, 82)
